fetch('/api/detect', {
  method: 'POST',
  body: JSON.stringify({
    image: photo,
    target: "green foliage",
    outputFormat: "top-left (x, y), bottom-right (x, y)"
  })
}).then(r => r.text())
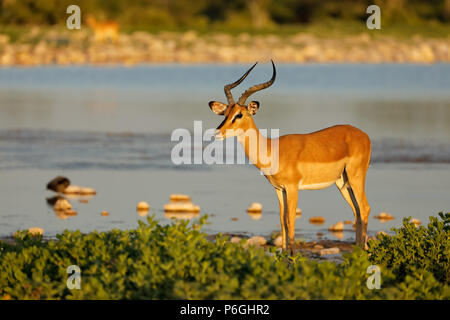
top-left (1, 0), bottom-right (449, 28)
top-left (0, 214), bottom-right (449, 299)
top-left (368, 212), bottom-right (450, 284)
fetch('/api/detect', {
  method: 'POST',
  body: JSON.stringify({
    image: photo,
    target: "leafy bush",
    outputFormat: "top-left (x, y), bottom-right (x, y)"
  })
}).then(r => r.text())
top-left (368, 212), bottom-right (450, 284)
top-left (0, 214), bottom-right (449, 299)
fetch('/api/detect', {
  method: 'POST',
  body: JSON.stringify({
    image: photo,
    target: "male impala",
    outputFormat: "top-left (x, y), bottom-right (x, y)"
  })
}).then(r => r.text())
top-left (209, 61), bottom-right (371, 253)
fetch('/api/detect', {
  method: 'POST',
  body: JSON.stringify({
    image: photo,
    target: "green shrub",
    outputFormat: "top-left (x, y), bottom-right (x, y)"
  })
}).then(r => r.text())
top-left (368, 212), bottom-right (450, 284)
top-left (0, 214), bottom-right (449, 299)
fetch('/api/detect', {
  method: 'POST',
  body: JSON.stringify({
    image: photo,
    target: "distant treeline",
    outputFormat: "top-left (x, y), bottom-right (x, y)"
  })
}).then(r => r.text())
top-left (1, 0), bottom-right (449, 28)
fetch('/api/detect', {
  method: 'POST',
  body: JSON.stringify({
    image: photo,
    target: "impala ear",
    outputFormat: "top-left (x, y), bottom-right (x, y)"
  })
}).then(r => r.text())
top-left (209, 101), bottom-right (227, 115)
top-left (247, 101), bottom-right (260, 115)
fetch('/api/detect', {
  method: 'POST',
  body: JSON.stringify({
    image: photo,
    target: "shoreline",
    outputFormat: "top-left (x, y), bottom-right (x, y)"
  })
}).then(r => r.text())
top-left (1, 30), bottom-right (450, 66)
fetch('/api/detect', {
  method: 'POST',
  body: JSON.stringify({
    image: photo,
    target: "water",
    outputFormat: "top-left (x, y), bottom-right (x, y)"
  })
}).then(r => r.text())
top-left (0, 64), bottom-right (449, 241)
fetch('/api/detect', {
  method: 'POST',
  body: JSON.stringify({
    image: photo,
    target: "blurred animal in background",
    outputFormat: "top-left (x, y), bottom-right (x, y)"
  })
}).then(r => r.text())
top-left (86, 15), bottom-right (119, 44)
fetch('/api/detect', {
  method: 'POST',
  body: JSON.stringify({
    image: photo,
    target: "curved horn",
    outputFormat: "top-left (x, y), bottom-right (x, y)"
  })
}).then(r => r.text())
top-left (224, 62), bottom-right (258, 105)
top-left (238, 60), bottom-right (276, 105)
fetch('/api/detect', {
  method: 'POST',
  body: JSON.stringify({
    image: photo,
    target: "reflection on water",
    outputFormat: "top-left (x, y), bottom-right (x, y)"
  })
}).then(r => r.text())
top-left (0, 65), bottom-right (449, 240)
top-left (248, 212), bottom-right (262, 220)
top-left (164, 212), bottom-right (199, 220)
top-left (330, 231), bottom-right (344, 240)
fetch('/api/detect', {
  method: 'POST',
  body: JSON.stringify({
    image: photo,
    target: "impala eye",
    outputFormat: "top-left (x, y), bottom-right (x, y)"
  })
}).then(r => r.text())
top-left (232, 113), bottom-right (243, 123)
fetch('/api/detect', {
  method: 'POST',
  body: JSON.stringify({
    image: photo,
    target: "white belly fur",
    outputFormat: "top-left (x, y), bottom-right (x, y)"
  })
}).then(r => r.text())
top-left (298, 180), bottom-right (336, 190)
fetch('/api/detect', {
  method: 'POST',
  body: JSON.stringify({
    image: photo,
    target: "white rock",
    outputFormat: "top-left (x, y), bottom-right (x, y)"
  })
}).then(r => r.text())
top-left (54, 198), bottom-right (72, 211)
top-left (376, 231), bottom-right (388, 238)
top-left (230, 236), bottom-right (242, 243)
top-left (164, 202), bottom-right (200, 213)
top-left (328, 221), bottom-right (344, 232)
top-left (63, 185), bottom-right (81, 194)
top-left (246, 236), bottom-right (267, 246)
top-left (247, 202), bottom-right (262, 213)
top-left (319, 247), bottom-right (340, 256)
top-left (273, 235), bottom-right (283, 247)
top-left (136, 201), bottom-right (150, 211)
top-left (28, 227), bottom-right (44, 236)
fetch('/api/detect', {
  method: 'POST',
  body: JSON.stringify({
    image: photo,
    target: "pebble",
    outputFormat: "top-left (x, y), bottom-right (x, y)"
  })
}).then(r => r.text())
top-left (247, 202), bottom-right (262, 213)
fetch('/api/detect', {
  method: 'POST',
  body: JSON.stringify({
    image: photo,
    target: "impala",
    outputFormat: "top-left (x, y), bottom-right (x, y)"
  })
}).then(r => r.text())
top-left (208, 61), bottom-right (371, 253)
top-left (86, 16), bottom-right (119, 44)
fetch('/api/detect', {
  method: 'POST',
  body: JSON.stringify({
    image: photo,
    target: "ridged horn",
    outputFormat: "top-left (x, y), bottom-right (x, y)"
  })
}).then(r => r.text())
top-left (237, 60), bottom-right (276, 105)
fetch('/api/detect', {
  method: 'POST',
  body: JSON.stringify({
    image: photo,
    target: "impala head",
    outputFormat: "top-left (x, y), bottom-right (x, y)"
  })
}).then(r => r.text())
top-left (209, 60), bottom-right (276, 140)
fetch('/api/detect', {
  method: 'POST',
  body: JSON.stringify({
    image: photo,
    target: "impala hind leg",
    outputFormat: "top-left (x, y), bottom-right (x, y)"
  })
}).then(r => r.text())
top-left (275, 188), bottom-right (287, 251)
top-left (336, 169), bottom-right (369, 247)
top-left (343, 166), bottom-right (371, 247)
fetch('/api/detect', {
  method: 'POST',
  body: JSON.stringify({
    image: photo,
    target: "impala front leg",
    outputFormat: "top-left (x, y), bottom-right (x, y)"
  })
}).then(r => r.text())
top-left (285, 186), bottom-right (298, 255)
top-left (275, 188), bottom-right (287, 251)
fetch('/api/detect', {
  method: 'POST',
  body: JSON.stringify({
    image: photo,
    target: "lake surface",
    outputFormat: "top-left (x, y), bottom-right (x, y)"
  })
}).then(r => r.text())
top-left (0, 64), bottom-right (449, 241)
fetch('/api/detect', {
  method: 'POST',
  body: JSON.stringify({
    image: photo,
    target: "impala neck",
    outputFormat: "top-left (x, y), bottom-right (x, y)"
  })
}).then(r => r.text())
top-left (237, 118), bottom-right (273, 172)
